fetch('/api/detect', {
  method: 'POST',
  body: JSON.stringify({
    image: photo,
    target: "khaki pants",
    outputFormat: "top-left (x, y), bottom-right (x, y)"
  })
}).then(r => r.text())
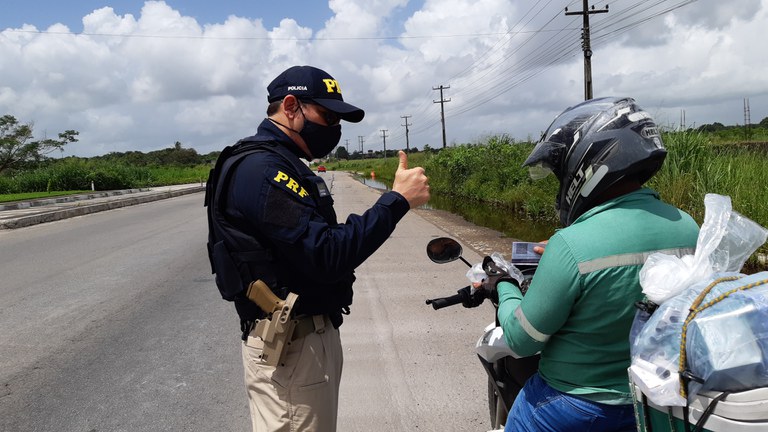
top-left (241, 317), bottom-right (343, 432)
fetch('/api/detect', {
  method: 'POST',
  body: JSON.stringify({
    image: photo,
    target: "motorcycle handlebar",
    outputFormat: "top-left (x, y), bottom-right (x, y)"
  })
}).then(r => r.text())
top-left (425, 286), bottom-right (472, 310)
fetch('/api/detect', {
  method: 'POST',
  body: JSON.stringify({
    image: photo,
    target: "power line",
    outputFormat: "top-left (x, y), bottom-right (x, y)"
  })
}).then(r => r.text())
top-left (391, 7), bottom-right (572, 142)
top-left (445, 0), bottom-right (556, 85)
top-left (423, 0), bottom-right (696, 138)
top-left (2, 27), bottom-right (571, 41)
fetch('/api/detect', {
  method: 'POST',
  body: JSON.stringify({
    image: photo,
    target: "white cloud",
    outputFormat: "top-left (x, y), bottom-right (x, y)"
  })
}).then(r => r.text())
top-left (0, 0), bottom-right (766, 157)
top-left (593, 1), bottom-right (768, 130)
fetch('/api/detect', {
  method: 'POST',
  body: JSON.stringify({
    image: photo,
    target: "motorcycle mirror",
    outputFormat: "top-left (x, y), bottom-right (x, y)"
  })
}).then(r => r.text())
top-left (426, 237), bottom-right (471, 266)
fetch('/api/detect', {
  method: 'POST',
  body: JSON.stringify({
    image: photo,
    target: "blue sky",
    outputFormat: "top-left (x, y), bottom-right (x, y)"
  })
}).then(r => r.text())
top-left (1, 0), bottom-right (766, 157)
top-left (0, 1), bottom-right (334, 32)
top-left (0, 1), bottom-right (422, 38)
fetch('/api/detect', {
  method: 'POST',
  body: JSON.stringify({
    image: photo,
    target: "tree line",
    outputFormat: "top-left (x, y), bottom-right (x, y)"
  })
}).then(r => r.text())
top-left (697, 116), bottom-right (768, 132)
top-left (696, 117), bottom-right (768, 142)
top-left (0, 114), bottom-right (217, 176)
top-left (3, 113), bottom-right (767, 177)
top-left (90, 141), bottom-right (218, 168)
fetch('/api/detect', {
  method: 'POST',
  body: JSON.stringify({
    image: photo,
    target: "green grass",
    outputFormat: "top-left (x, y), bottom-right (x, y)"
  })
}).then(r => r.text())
top-left (648, 130), bottom-right (768, 225)
top-left (328, 131), bottom-right (768, 269)
top-left (0, 190), bottom-right (90, 203)
top-left (0, 160), bottom-right (210, 194)
top-left (331, 132), bottom-right (768, 229)
top-left (145, 165), bottom-right (210, 186)
top-left (3, 131), bottom-right (766, 267)
top-left (326, 137), bottom-right (558, 222)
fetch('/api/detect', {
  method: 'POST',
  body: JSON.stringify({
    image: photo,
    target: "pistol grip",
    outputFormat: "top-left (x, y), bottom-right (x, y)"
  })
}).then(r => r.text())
top-left (246, 280), bottom-right (283, 314)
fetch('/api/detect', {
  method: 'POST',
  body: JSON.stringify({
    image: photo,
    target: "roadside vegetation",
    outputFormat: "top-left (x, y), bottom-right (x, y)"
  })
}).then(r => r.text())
top-left (3, 112), bottom-right (766, 267)
top-left (0, 114), bottom-right (213, 197)
top-left (0, 157), bottom-right (209, 195)
top-left (324, 126), bottom-right (768, 268)
top-left (325, 130), bottom-right (768, 229)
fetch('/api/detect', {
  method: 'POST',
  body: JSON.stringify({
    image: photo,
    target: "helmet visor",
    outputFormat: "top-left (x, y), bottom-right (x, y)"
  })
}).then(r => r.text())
top-left (528, 162), bottom-right (554, 180)
top-left (522, 139), bottom-right (565, 174)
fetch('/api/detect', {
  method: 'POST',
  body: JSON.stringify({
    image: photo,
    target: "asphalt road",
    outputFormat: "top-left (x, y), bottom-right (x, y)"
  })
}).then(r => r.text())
top-left (0, 172), bottom-right (495, 432)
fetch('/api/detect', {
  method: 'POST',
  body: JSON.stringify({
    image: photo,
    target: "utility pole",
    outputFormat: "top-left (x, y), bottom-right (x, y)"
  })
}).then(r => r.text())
top-left (565, 1), bottom-right (608, 100)
top-left (433, 85), bottom-right (451, 148)
top-left (401, 115), bottom-right (412, 151)
top-left (744, 97), bottom-right (752, 140)
top-left (358, 136), bottom-right (365, 157)
top-left (380, 129), bottom-right (388, 158)
top-left (345, 138), bottom-right (350, 154)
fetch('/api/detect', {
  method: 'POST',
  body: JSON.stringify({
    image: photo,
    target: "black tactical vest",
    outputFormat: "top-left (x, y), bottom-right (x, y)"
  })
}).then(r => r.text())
top-left (205, 139), bottom-right (351, 338)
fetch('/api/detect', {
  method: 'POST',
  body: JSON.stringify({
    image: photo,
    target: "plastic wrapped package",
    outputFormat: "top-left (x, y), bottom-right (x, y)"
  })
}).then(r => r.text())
top-left (630, 274), bottom-right (740, 406)
top-left (639, 194), bottom-right (768, 304)
top-left (685, 276), bottom-right (768, 398)
top-left (630, 272), bottom-right (768, 406)
top-left (630, 193), bottom-right (768, 424)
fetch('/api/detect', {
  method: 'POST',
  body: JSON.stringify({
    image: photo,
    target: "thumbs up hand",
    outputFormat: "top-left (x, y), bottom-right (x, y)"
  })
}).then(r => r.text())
top-left (392, 150), bottom-right (430, 208)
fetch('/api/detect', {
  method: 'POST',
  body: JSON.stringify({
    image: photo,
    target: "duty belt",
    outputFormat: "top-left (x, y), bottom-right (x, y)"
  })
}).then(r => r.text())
top-left (291, 314), bottom-right (329, 340)
top-left (244, 280), bottom-right (331, 366)
top-left (249, 313), bottom-right (330, 366)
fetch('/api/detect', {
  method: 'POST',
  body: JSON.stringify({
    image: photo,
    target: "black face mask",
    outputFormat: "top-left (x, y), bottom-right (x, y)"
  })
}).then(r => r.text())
top-left (298, 107), bottom-right (341, 159)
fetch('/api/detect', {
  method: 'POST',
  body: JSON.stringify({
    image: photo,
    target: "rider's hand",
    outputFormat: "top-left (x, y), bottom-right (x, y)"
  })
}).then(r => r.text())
top-left (392, 151), bottom-right (430, 208)
top-left (533, 240), bottom-right (549, 255)
top-left (460, 286), bottom-right (485, 308)
top-left (482, 256), bottom-right (516, 289)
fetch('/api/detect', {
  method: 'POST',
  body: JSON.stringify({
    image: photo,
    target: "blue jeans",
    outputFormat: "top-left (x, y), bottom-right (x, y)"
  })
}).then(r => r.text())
top-left (505, 373), bottom-right (636, 432)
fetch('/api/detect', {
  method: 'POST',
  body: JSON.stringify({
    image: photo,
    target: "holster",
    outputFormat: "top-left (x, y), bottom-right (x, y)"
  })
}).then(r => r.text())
top-left (244, 280), bottom-right (335, 367)
top-left (249, 291), bottom-right (298, 366)
top-left (249, 312), bottom-right (330, 367)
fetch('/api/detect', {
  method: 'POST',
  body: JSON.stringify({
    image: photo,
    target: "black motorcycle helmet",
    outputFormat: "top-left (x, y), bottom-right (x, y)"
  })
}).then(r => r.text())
top-left (523, 97), bottom-right (666, 226)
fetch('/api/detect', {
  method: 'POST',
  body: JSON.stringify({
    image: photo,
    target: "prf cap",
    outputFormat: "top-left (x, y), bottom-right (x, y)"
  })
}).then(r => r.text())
top-left (267, 65), bottom-right (365, 123)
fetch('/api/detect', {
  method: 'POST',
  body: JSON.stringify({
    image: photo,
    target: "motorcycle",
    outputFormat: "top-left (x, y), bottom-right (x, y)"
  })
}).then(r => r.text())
top-left (426, 237), bottom-right (768, 432)
top-left (424, 237), bottom-right (541, 430)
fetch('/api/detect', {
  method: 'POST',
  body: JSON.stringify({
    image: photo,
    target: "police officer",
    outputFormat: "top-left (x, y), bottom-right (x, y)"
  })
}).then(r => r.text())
top-left (209, 65), bottom-right (430, 431)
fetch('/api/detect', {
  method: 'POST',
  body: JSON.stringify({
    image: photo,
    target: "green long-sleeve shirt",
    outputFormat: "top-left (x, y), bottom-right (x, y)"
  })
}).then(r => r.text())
top-left (497, 188), bottom-right (699, 404)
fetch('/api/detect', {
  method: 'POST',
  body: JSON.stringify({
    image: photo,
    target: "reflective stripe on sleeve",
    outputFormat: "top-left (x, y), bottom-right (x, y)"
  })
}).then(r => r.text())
top-left (577, 247), bottom-right (695, 275)
top-left (514, 306), bottom-right (550, 343)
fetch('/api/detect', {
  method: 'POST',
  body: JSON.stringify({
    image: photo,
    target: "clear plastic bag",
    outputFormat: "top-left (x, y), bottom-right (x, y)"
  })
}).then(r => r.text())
top-left (629, 275), bottom-right (738, 406)
top-left (465, 252), bottom-right (525, 293)
top-left (630, 193), bottom-right (768, 406)
top-left (639, 194), bottom-right (768, 304)
top-left (685, 276), bottom-right (768, 398)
